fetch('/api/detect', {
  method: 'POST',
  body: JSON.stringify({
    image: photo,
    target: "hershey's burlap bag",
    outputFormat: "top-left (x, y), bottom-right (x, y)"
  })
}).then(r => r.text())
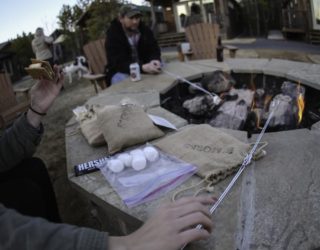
top-left (98, 104), bottom-right (165, 154)
top-left (153, 124), bottom-right (257, 184)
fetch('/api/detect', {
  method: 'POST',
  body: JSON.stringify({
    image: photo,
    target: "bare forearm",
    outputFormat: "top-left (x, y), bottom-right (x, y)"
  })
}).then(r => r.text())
top-left (26, 108), bottom-right (42, 128)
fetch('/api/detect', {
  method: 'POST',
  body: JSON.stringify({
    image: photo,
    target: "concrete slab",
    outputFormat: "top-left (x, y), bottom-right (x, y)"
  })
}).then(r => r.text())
top-left (263, 59), bottom-right (311, 78)
top-left (267, 30), bottom-right (285, 40)
top-left (185, 59), bottom-right (231, 73)
top-left (66, 59), bottom-right (320, 249)
top-left (287, 63), bottom-right (320, 90)
top-left (308, 54), bottom-right (320, 64)
top-left (225, 58), bottom-right (270, 74)
top-left (86, 90), bottom-right (160, 108)
top-left (236, 49), bottom-right (259, 59)
top-left (244, 129), bottom-right (320, 249)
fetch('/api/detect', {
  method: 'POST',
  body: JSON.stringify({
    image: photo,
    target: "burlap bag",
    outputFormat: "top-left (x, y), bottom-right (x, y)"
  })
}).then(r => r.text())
top-left (80, 115), bottom-right (105, 146)
top-left (98, 104), bottom-right (165, 154)
top-left (153, 124), bottom-right (265, 185)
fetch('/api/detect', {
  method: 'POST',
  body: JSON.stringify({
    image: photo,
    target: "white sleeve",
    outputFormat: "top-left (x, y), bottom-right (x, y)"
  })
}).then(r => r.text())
top-left (45, 36), bottom-right (54, 44)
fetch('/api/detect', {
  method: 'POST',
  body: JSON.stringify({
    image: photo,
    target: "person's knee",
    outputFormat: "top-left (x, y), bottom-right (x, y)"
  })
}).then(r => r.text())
top-left (0, 178), bottom-right (46, 218)
top-left (111, 72), bottom-right (129, 84)
top-left (19, 157), bottom-right (51, 183)
top-left (23, 157), bottom-right (46, 171)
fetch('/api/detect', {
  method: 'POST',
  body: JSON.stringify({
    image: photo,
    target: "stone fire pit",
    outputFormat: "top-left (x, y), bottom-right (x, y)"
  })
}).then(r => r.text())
top-left (66, 58), bottom-right (320, 249)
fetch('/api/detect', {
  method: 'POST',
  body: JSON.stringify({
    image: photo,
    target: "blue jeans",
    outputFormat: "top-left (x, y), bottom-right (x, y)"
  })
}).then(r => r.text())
top-left (111, 72), bottom-right (129, 85)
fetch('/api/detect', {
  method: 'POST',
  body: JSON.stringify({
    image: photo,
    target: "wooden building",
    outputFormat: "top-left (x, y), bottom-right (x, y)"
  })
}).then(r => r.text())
top-left (282, 0), bottom-right (320, 43)
top-left (146, 0), bottom-right (243, 39)
top-left (0, 42), bottom-right (14, 75)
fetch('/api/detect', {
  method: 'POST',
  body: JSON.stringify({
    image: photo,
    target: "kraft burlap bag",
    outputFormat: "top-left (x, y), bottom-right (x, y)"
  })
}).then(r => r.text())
top-left (80, 116), bottom-right (105, 146)
top-left (98, 104), bottom-right (165, 154)
top-left (153, 124), bottom-right (266, 188)
top-left (77, 105), bottom-right (105, 147)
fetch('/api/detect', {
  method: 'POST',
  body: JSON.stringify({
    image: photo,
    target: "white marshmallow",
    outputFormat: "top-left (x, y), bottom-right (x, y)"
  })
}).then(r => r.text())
top-left (108, 159), bottom-right (124, 173)
top-left (130, 149), bottom-right (144, 157)
top-left (131, 155), bottom-right (147, 171)
top-left (143, 146), bottom-right (159, 162)
top-left (117, 153), bottom-right (132, 167)
top-left (213, 95), bottom-right (221, 105)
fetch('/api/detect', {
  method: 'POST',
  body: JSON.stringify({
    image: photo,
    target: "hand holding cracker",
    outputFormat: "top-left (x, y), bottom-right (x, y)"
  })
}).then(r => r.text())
top-left (25, 59), bottom-right (55, 80)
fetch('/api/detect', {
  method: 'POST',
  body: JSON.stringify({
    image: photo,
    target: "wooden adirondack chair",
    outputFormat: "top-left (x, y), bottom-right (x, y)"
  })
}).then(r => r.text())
top-left (184, 23), bottom-right (238, 61)
top-left (0, 72), bottom-right (30, 129)
top-left (185, 23), bottom-right (220, 60)
top-left (83, 38), bottom-right (108, 93)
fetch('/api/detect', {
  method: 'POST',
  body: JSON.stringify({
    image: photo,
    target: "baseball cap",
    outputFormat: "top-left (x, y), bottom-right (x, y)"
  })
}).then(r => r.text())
top-left (119, 4), bottom-right (142, 18)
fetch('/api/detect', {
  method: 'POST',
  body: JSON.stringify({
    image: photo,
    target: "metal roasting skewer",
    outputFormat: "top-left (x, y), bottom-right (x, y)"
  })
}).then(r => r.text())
top-left (180, 101), bottom-right (279, 250)
top-left (162, 69), bottom-right (221, 105)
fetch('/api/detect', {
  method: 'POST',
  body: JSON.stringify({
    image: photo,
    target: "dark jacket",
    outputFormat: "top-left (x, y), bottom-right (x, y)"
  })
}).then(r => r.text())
top-left (105, 18), bottom-right (161, 84)
top-left (0, 115), bottom-right (108, 250)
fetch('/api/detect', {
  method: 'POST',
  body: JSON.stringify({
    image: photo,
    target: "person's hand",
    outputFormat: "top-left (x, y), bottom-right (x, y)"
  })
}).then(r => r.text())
top-left (108, 196), bottom-right (215, 250)
top-left (30, 65), bottom-right (64, 113)
top-left (27, 65), bottom-right (64, 128)
top-left (150, 60), bottom-right (161, 70)
top-left (142, 60), bottom-right (162, 74)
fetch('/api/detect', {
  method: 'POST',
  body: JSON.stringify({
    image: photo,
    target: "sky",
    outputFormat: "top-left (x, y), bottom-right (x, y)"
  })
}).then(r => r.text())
top-left (0, 0), bottom-right (145, 44)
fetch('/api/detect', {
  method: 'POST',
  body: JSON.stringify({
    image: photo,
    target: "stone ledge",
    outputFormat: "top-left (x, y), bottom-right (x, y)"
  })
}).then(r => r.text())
top-left (66, 58), bottom-right (320, 249)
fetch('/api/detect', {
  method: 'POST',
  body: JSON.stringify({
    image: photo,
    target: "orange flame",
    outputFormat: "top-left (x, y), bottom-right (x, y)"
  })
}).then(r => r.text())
top-left (297, 82), bottom-right (305, 124)
top-left (297, 93), bottom-right (305, 124)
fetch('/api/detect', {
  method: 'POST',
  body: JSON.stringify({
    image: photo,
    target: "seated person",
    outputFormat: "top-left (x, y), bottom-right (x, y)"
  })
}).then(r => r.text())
top-left (105, 4), bottom-right (162, 85)
top-left (184, 3), bottom-right (203, 27)
top-left (0, 66), bottom-right (215, 250)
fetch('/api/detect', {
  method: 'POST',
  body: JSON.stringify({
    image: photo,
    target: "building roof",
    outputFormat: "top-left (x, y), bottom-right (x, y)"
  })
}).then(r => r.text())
top-left (0, 42), bottom-right (13, 61)
top-left (0, 41), bottom-right (11, 52)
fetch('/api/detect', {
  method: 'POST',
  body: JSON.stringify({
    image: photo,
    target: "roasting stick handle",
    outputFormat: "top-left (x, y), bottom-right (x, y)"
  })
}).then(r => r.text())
top-left (180, 102), bottom-right (278, 250)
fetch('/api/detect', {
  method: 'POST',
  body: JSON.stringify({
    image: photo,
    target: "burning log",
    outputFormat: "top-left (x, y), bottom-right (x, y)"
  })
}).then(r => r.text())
top-left (264, 94), bottom-right (294, 127)
top-left (182, 95), bottom-right (217, 116)
top-left (201, 70), bottom-right (235, 94)
top-left (262, 81), bottom-right (306, 128)
top-left (209, 100), bottom-right (249, 130)
top-left (209, 89), bottom-right (254, 130)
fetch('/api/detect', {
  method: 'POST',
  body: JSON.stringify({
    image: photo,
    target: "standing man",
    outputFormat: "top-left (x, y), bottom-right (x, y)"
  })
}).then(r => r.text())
top-left (105, 4), bottom-right (162, 85)
top-left (32, 27), bottom-right (54, 66)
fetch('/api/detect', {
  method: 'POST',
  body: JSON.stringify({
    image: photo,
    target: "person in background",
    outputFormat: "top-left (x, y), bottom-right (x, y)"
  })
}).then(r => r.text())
top-left (0, 67), bottom-right (215, 250)
top-left (32, 27), bottom-right (54, 66)
top-left (185, 3), bottom-right (203, 28)
top-left (180, 13), bottom-right (187, 28)
top-left (105, 4), bottom-right (162, 85)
